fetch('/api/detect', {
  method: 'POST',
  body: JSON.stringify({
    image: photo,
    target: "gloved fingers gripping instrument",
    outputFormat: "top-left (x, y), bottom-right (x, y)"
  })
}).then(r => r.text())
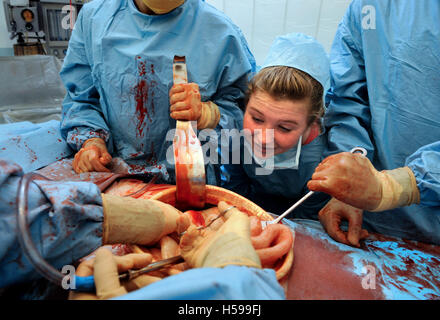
top-left (16, 172), bottom-right (172, 292)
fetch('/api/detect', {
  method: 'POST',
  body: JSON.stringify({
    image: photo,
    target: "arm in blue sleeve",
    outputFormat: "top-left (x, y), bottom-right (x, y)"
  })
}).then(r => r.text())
top-left (324, 4), bottom-right (375, 161)
top-left (59, 8), bottom-right (111, 152)
top-left (405, 141), bottom-right (440, 208)
top-left (0, 160), bottom-right (103, 288)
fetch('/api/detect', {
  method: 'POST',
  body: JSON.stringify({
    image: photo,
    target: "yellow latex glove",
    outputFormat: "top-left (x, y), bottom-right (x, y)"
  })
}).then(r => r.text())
top-left (69, 247), bottom-right (156, 300)
top-left (318, 198), bottom-right (369, 247)
top-left (169, 83), bottom-right (220, 129)
top-left (72, 138), bottom-right (112, 174)
top-left (180, 201), bottom-right (261, 269)
top-left (308, 152), bottom-right (420, 212)
top-left (101, 194), bottom-right (190, 246)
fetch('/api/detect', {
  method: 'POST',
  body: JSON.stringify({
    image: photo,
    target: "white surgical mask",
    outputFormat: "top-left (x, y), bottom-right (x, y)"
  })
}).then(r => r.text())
top-left (141, 0), bottom-right (184, 14)
top-left (244, 136), bottom-right (302, 170)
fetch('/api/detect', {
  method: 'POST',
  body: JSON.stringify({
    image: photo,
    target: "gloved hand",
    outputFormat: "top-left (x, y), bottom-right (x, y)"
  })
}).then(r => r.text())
top-left (180, 201), bottom-right (261, 269)
top-left (318, 197), bottom-right (369, 248)
top-left (101, 194), bottom-right (190, 246)
top-left (69, 247), bottom-right (155, 300)
top-left (72, 138), bottom-right (112, 174)
top-left (169, 83), bottom-right (220, 129)
top-left (307, 152), bottom-right (420, 212)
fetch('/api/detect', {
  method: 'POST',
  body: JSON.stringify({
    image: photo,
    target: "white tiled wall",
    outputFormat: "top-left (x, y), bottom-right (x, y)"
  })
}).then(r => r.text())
top-left (0, 0), bottom-right (352, 58)
top-left (206, 0), bottom-right (352, 65)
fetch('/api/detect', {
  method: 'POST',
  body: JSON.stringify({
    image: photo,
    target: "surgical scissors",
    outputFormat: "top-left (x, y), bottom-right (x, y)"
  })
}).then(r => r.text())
top-left (15, 172), bottom-right (164, 292)
top-left (72, 255), bottom-right (185, 292)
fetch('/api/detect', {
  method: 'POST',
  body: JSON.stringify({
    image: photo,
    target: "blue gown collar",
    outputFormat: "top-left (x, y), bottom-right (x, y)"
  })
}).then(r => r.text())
top-left (127, 0), bottom-right (194, 20)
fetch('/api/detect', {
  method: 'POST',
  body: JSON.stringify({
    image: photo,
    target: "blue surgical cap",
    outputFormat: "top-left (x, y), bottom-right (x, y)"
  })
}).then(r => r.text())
top-left (260, 33), bottom-right (330, 90)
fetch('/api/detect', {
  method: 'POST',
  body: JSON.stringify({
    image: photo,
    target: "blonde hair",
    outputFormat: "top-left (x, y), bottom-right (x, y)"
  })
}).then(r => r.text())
top-left (245, 66), bottom-right (324, 126)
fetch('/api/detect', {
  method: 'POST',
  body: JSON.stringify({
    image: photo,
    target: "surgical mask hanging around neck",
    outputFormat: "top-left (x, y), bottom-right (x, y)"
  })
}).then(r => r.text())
top-left (272, 135), bottom-right (302, 170)
top-left (243, 131), bottom-right (302, 171)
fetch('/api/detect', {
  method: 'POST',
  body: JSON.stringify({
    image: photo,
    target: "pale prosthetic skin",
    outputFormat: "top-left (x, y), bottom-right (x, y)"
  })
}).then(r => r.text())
top-left (181, 203), bottom-right (293, 270)
top-left (160, 236), bottom-right (188, 274)
top-left (71, 201), bottom-right (293, 300)
top-left (197, 206), bottom-right (226, 231)
top-left (70, 193), bottom-right (192, 297)
top-left (180, 201), bottom-right (262, 269)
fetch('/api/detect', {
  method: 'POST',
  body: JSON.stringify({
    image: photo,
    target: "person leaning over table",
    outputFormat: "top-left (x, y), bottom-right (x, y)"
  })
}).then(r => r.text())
top-left (60, 0), bottom-right (256, 186)
top-left (221, 33), bottom-right (331, 219)
top-left (307, 141), bottom-right (440, 246)
top-left (319, 0), bottom-right (440, 246)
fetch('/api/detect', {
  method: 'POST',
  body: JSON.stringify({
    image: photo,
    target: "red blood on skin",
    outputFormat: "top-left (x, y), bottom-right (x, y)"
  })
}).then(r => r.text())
top-left (286, 226), bottom-right (386, 300)
top-left (185, 210), bottom-right (205, 227)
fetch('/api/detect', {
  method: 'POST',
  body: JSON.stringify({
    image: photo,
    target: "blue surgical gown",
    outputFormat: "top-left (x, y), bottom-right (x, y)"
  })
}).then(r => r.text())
top-left (114, 266), bottom-right (284, 300)
top-left (324, 0), bottom-right (440, 244)
top-left (0, 160), bottom-right (103, 288)
top-left (60, 0), bottom-right (255, 184)
top-left (222, 132), bottom-right (330, 217)
top-left (406, 141), bottom-right (440, 209)
top-left (0, 120), bottom-right (72, 173)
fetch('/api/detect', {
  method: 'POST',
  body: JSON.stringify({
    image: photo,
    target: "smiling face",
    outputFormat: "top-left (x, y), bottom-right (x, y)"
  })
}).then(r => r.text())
top-left (243, 90), bottom-right (312, 157)
top-left (242, 66), bottom-right (324, 158)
